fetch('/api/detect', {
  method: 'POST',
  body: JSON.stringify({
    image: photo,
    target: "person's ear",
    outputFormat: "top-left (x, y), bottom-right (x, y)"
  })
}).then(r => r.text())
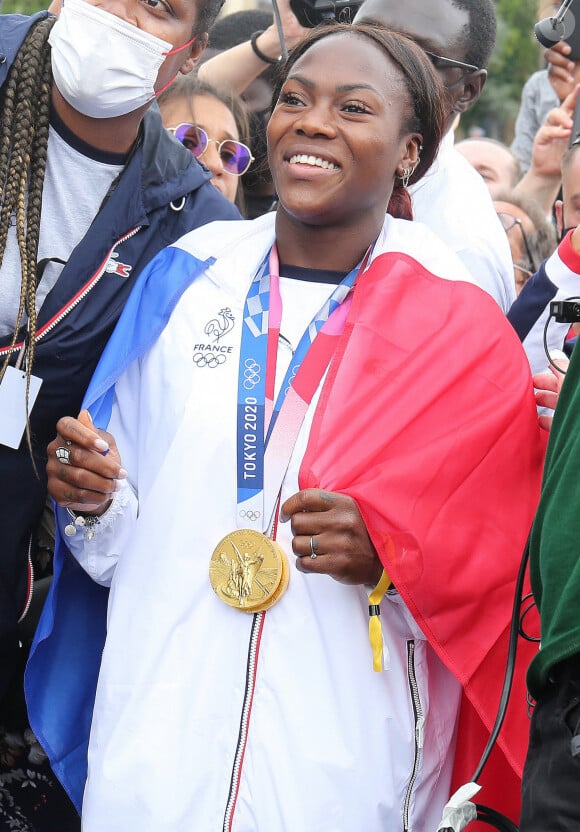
top-left (451, 69), bottom-right (487, 116)
top-left (400, 135), bottom-right (422, 169)
top-left (179, 33), bottom-right (208, 76)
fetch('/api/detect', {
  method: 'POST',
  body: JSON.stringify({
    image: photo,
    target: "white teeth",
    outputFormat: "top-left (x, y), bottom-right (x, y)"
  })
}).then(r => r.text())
top-left (289, 154), bottom-right (338, 170)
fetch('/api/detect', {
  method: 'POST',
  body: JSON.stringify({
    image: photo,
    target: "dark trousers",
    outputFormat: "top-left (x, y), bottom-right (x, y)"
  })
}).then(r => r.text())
top-left (521, 655), bottom-right (580, 831)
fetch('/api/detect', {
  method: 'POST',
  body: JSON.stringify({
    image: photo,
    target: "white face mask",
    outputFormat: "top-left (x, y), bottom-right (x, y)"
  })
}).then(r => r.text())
top-left (48, 0), bottom-right (194, 119)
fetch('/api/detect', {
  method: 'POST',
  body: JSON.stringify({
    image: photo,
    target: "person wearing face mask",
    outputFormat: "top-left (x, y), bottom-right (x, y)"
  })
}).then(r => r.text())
top-left (0, 0), bottom-right (238, 790)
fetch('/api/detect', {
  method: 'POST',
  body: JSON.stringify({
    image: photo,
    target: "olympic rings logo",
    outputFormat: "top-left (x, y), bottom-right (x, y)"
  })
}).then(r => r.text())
top-left (193, 352), bottom-right (226, 368)
top-left (243, 358), bottom-right (261, 389)
top-left (284, 364), bottom-right (299, 397)
top-left (239, 510), bottom-right (261, 521)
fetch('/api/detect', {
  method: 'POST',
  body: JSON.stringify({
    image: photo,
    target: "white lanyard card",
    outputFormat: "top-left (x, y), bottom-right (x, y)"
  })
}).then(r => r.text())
top-left (0, 365), bottom-right (43, 449)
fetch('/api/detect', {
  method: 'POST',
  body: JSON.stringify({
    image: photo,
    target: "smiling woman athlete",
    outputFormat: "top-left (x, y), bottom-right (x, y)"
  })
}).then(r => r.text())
top-left (28, 22), bottom-right (543, 832)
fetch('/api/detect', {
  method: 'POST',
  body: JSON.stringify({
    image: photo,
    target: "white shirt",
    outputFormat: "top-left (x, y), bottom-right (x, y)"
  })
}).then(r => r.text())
top-left (0, 123), bottom-right (123, 337)
top-left (411, 130), bottom-right (516, 313)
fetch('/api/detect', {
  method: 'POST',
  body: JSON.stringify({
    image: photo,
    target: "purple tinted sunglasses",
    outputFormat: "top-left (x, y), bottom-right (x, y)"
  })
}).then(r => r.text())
top-left (168, 123), bottom-right (254, 176)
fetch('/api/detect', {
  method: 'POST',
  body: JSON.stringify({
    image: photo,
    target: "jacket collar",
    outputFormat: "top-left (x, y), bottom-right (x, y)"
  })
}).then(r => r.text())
top-left (0, 11), bottom-right (49, 81)
top-left (139, 103), bottom-right (212, 213)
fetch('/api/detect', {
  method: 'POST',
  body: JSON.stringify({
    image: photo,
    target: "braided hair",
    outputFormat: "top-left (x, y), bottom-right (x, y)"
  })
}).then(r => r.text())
top-left (0, 16), bottom-right (55, 457)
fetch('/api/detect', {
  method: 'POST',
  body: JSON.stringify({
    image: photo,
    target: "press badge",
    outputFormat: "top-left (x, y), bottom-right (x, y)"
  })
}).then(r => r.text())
top-left (0, 365), bottom-right (43, 449)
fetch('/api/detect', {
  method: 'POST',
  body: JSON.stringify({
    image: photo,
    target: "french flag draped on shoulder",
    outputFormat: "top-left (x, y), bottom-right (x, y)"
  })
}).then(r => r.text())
top-left (301, 245), bottom-right (545, 824)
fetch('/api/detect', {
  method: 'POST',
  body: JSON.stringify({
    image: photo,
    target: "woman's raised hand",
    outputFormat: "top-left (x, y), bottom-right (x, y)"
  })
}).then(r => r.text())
top-left (47, 409), bottom-right (127, 514)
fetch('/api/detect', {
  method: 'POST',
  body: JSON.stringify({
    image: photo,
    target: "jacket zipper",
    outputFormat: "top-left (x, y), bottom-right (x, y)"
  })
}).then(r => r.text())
top-left (0, 227), bottom-right (142, 358)
top-left (403, 639), bottom-right (425, 832)
top-left (5, 229), bottom-right (141, 618)
top-left (17, 536), bottom-right (34, 623)
top-left (222, 611), bottom-right (266, 832)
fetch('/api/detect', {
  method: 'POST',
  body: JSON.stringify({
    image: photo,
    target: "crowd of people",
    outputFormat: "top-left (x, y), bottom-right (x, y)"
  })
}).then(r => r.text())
top-left (0, 0), bottom-right (580, 829)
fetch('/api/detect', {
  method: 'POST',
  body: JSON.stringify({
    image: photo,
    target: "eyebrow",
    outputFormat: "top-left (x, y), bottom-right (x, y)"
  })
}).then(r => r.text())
top-left (286, 74), bottom-right (381, 96)
top-left (337, 82), bottom-right (381, 95)
top-left (195, 123), bottom-right (237, 142)
top-left (475, 165), bottom-right (498, 179)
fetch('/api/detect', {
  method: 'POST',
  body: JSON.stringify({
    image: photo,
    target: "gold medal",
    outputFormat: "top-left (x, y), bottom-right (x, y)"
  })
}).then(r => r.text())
top-left (209, 528), bottom-right (289, 612)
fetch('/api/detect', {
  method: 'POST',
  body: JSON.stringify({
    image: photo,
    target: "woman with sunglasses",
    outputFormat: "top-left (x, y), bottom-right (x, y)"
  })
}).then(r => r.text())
top-left (158, 75), bottom-right (253, 211)
top-left (31, 22), bottom-right (543, 831)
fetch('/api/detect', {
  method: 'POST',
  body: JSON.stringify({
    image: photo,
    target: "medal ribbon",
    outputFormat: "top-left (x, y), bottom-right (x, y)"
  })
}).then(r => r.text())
top-left (237, 244), bottom-right (371, 533)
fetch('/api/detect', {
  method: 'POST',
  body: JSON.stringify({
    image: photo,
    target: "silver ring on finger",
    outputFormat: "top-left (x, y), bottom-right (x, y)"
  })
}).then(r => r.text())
top-left (56, 446), bottom-right (72, 465)
top-left (309, 535), bottom-right (318, 559)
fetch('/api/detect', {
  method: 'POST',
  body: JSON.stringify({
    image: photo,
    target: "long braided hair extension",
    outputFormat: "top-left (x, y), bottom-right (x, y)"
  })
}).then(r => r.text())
top-left (0, 16), bottom-right (56, 460)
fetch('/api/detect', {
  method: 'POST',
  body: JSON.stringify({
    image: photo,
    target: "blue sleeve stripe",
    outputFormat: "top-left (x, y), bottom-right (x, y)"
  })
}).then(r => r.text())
top-left (507, 263), bottom-right (557, 342)
top-left (84, 246), bottom-right (213, 427)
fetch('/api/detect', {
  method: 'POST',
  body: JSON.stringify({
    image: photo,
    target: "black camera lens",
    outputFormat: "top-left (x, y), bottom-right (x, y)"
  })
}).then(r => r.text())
top-left (289, 0), bottom-right (362, 28)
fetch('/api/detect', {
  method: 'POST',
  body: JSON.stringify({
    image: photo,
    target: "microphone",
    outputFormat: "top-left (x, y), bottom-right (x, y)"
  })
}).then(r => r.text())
top-left (535, 15), bottom-right (567, 47)
top-left (535, 0), bottom-right (576, 47)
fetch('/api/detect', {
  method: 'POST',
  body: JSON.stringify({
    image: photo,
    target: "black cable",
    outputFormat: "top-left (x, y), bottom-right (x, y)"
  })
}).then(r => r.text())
top-left (437, 539), bottom-right (531, 831)
top-left (542, 294), bottom-right (580, 374)
top-left (439, 802), bottom-right (520, 831)
top-left (470, 535), bottom-right (530, 784)
top-left (543, 312), bottom-right (566, 375)
top-left (271, 0), bottom-right (288, 61)
top-left (518, 593), bottom-right (540, 643)
top-left (475, 804), bottom-right (520, 832)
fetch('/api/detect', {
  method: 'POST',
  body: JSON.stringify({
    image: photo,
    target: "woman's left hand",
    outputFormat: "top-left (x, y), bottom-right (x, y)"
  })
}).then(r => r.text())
top-left (280, 489), bottom-right (383, 587)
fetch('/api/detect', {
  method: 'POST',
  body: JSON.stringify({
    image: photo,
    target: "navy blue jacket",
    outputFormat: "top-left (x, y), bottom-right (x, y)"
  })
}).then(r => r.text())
top-left (0, 13), bottom-right (239, 682)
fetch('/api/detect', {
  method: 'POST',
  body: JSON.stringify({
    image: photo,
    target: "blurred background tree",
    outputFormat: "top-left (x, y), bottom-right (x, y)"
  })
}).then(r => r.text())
top-left (458, 0), bottom-right (543, 141)
top-left (0, 0), bottom-right (544, 143)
